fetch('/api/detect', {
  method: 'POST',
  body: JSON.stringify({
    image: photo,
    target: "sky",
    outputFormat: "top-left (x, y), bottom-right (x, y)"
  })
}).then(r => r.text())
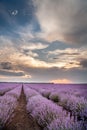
top-left (0, 0), bottom-right (87, 83)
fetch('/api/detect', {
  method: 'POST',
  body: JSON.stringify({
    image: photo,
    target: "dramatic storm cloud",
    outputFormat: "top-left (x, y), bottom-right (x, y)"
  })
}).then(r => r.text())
top-left (0, 0), bottom-right (87, 83)
top-left (33, 0), bottom-right (87, 44)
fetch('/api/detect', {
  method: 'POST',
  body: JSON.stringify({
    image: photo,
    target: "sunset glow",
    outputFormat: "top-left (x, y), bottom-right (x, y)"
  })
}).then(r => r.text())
top-left (51, 79), bottom-right (72, 84)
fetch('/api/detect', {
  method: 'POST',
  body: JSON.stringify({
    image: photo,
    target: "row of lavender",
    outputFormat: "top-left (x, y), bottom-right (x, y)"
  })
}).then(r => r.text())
top-left (27, 83), bottom-right (87, 99)
top-left (27, 83), bottom-right (87, 121)
top-left (0, 84), bottom-right (22, 128)
top-left (23, 84), bottom-right (86, 130)
top-left (0, 83), bottom-right (19, 96)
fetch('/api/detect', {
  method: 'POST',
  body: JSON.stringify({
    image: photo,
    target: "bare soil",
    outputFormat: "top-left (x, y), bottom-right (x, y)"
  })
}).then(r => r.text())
top-left (3, 87), bottom-right (42, 130)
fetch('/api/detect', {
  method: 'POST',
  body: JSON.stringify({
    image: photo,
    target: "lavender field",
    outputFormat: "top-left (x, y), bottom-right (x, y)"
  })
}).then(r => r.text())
top-left (0, 83), bottom-right (87, 130)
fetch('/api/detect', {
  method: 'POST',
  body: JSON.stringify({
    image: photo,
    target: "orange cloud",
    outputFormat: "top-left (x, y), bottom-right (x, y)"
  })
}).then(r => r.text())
top-left (0, 75), bottom-right (8, 79)
top-left (51, 79), bottom-right (72, 84)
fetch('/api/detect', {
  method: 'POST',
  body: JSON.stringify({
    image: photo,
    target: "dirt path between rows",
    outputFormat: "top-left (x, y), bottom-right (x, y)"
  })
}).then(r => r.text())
top-left (3, 86), bottom-right (42, 130)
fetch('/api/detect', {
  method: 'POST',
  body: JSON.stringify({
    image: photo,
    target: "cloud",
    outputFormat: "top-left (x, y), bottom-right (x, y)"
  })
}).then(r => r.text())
top-left (33, 0), bottom-right (87, 44)
top-left (45, 47), bottom-right (87, 69)
top-left (47, 48), bottom-right (80, 56)
top-left (0, 75), bottom-right (8, 79)
top-left (0, 0), bottom-right (87, 83)
top-left (21, 42), bottom-right (48, 50)
top-left (50, 79), bottom-right (72, 84)
top-left (18, 65), bottom-right (87, 83)
top-left (0, 35), bottom-right (49, 68)
top-left (0, 73), bottom-right (31, 82)
top-left (15, 25), bottom-right (49, 49)
top-left (0, 36), bottom-right (13, 47)
top-left (0, 66), bottom-right (87, 83)
top-left (80, 59), bottom-right (87, 68)
top-left (22, 49), bottom-right (38, 57)
top-left (0, 70), bottom-right (25, 77)
top-left (18, 66), bottom-right (65, 81)
top-left (0, 35), bottom-right (87, 70)
top-left (0, 25), bottom-right (87, 83)
top-left (0, 62), bottom-right (12, 70)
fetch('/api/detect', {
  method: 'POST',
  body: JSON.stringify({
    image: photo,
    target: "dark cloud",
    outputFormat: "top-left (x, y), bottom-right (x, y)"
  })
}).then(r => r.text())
top-left (34, 0), bottom-right (87, 44)
top-left (80, 59), bottom-right (87, 68)
top-left (17, 64), bottom-right (70, 81)
top-left (18, 64), bottom-right (87, 83)
top-left (53, 52), bottom-right (79, 57)
top-left (0, 69), bottom-right (25, 77)
top-left (22, 49), bottom-right (30, 56)
top-left (0, 62), bottom-right (12, 70)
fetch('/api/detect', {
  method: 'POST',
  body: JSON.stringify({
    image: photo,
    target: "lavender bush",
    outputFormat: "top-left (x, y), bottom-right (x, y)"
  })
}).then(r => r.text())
top-left (26, 83), bottom-right (87, 129)
top-left (39, 87), bottom-right (87, 121)
top-left (0, 83), bottom-right (19, 95)
top-left (49, 92), bottom-right (61, 102)
top-left (25, 89), bottom-right (69, 128)
top-left (23, 85), bottom-right (39, 101)
top-left (45, 119), bottom-right (84, 130)
top-left (0, 85), bottom-right (22, 127)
